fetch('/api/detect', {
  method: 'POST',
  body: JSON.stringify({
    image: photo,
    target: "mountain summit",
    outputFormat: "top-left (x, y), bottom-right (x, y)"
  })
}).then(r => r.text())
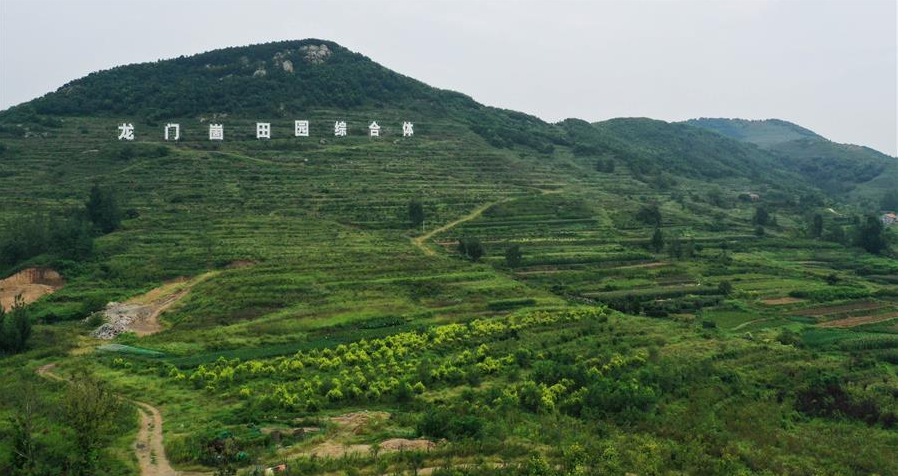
top-left (17, 39), bottom-right (475, 118)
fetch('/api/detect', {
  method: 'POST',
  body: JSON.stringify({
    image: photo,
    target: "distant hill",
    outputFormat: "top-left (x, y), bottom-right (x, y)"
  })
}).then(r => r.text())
top-left (684, 118), bottom-right (822, 148)
top-left (686, 117), bottom-right (897, 200)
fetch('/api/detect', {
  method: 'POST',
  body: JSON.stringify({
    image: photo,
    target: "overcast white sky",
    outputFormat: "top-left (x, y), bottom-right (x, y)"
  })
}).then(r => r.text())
top-left (1, 0), bottom-right (895, 155)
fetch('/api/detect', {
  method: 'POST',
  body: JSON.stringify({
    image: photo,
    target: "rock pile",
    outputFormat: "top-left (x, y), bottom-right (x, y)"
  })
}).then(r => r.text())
top-left (90, 302), bottom-right (152, 339)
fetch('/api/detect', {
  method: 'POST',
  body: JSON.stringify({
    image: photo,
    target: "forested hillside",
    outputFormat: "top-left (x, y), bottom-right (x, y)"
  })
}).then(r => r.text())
top-left (687, 117), bottom-right (898, 203)
top-left (1, 40), bottom-right (896, 476)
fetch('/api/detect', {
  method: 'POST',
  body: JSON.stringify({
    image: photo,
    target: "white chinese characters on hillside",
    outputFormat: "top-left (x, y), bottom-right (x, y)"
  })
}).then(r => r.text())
top-left (295, 120), bottom-right (309, 137)
top-left (256, 123), bottom-right (271, 139)
top-left (116, 121), bottom-right (415, 140)
top-left (164, 123), bottom-right (180, 141)
top-left (209, 124), bottom-right (224, 140)
top-left (118, 123), bottom-right (134, 141)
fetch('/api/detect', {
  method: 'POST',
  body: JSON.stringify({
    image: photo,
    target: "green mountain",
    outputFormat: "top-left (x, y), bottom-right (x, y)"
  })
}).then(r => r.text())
top-left (686, 117), bottom-right (898, 200)
top-left (1, 41), bottom-right (897, 476)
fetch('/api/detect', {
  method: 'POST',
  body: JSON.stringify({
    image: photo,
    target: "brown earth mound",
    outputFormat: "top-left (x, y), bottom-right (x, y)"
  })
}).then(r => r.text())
top-left (379, 438), bottom-right (436, 451)
top-left (0, 268), bottom-right (64, 309)
top-left (329, 411), bottom-right (390, 430)
top-left (819, 311), bottom-right (898, 328)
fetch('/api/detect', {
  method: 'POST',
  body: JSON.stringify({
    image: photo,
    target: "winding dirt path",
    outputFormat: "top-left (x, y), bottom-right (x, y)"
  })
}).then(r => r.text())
top-left (35, 363), bottom-right (184, 476)
top-left (134, 402), bottom-right (179, 476)
top-left (411, 199), bottom-right (509, 256)
top-left (732, 317), bottom-right (775, 331)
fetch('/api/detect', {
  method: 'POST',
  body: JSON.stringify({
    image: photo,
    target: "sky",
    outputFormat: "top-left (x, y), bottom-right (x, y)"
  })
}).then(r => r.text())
top-left (1, 0), bottom-right (895, 155)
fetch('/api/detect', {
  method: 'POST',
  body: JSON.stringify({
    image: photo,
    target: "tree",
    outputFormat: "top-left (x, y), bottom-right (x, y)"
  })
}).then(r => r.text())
top-left (855, 215), bottom-right (887, 254)
top-left (85, 184), bottom-right (121, 234)
top-left (465, 238), bottom-right (484, 261)
top-left (718, 280), bottom-right (733, 296)
top-left (707, 188), bottom-right (726, 208)
top-left (0, 303), bottom-right (7, 352)
top-left (50, 215), bottom-right (94, 260)
top-left (810, 214), bottom-right (823, 238)
top-left (667, 235), bottom-right (682, 259)
top-left (824, 223), bottom-right (847, 245)
top-left (505, 244), bottom-right (523, 268)
top-left (408, 200), bottom-right (425, 228)
top-left (0, 295), bottom-right (30, 354)
top-left (458, 238), bottom-right (484, 261)
top-left (636, 204), bottom-right (662, 226)
top-left (650, 227), bottom-right (664, 252)
top-left (595, 158), bottom-right (615, 173)
top-left (753, 206), bottom-right (770, 226)
top-left (8, 384), bottom-right (38, 476)
top-left (881, 189), bottom-right (898, 211)
top-left (62, 374), bottom-right (124, 476)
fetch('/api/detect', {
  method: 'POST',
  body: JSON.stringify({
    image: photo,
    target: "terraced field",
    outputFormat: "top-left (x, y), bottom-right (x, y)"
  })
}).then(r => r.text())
top-left (1, 40), bottom-right (897, 476)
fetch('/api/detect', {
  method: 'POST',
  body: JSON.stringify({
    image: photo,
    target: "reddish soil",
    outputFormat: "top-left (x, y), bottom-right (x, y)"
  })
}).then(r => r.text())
top-left (818, 311), bottom-right (898, 328)
top-left (792, 301), bottom-right (883, 317)
top-left (0, 267), bottom-right (64, 309)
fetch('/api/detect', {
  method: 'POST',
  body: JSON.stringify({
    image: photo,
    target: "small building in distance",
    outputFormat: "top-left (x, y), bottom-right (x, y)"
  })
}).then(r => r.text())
top-left (881, 212), bottom-right (897, 226)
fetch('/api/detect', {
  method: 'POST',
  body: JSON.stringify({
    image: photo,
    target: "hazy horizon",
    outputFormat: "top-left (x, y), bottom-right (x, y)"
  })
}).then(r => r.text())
top-left (1, 0), bottom-right (895, 155)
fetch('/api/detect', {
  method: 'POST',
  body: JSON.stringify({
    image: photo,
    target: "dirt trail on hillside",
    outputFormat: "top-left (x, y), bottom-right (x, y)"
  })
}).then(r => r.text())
top-left (35, 363), bottom-right (197, 476)
top-left (412, 199), bottom-right (509, 256)
top-left (134, 401), bottom-right (180, 476)
top-left (0, 268), bottom-right (64, 309)
top-left (93, 272), bottom-right (218, 339)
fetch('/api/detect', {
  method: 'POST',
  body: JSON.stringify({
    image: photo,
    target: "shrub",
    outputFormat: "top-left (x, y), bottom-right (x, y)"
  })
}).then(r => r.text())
top-left (457, 237), bottom-right (484, 261)
top-left (408, 200), bottom-right (425, 228)
top-left (505, 244), bottom-right (523, 268)
top-left (417, 408), bottom-right (483, 440)
top-left (717, 280), bottom-right (733, 296)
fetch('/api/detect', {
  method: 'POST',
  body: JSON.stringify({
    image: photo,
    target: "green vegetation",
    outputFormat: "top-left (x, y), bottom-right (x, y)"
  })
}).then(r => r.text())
top-left (0, 297), bottom-right (31, 354)
top-left (1, 40), bottom-right (897, 475)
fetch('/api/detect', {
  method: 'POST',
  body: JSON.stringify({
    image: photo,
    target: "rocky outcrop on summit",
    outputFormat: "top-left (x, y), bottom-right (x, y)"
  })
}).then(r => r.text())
top-left (300, 44), bottom-right (331, 64)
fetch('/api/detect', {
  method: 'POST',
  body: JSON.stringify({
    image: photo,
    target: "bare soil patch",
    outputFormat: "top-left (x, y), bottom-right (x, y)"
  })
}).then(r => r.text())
top-left (761, 297), bottom-right (805, 305)
top-left (329, 410), bottom-right (391, 432)
top-left (92, 271), bottom-right (218, 339)
top-left (226, 260), bottom-right (257, 269)
top-left (307, 441), bottom-right (371, 458)
top-left (792, 301), bottom-right (883, 317)
top-left (613, 261), bottom-right (669, 270)
top-left (0, 267), bottom-right (64, 309)
top-left (379, 438), bottom-right (436, 451)
top-left (285, 411), bottom-right (436, 460)
top-left (819, 311), bottom-right (898, 328)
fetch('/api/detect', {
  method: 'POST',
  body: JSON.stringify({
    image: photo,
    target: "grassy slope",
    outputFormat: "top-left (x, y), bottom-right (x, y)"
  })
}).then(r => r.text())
top-left (1, 42), bottom-right (897, 475)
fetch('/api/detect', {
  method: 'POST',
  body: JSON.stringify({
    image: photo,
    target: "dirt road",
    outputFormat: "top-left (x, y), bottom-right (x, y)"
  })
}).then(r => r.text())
top-left (411, 199), bottom-right (508, 256)
top-left (35, 363), bottom-right (184, 476)
top-left (134, 401), bottom-right (180, 476)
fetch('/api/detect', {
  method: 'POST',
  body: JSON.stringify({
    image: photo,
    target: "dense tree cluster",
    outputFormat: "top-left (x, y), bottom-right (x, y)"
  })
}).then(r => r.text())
top-left (0, 297), bottom-right (30, 354)
top-left (0, 185), bottom-right (121, 268)
top-left (636, 204), bottom-right (662, 226)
